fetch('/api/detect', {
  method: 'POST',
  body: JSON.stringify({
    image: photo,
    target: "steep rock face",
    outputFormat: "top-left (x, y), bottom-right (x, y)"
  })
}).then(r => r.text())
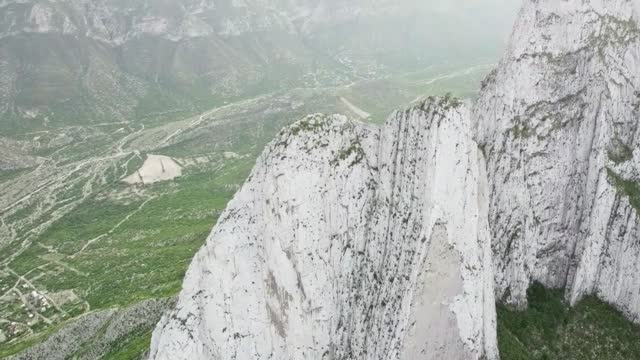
top-left (475, 0), bottom-right (640, 321)
top-left (152, 1), bottom-right (640, 357)
top-left (149, 99), bottom-right (497, 359)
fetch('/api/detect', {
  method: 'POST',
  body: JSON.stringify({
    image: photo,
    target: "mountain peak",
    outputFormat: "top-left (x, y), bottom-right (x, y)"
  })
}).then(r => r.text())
top-left (150, 95), bottom-right (497, 360)
top-left (148, 0), bottom-right (640, 358)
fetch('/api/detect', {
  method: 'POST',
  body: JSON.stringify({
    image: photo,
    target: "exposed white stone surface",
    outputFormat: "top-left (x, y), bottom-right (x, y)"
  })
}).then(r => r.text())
top-left (150, 0), bottom-right (640, 358)
top-left (474, 0), bottom-right (640, 321)
top-left (150, 101), bottom-right (497, 360)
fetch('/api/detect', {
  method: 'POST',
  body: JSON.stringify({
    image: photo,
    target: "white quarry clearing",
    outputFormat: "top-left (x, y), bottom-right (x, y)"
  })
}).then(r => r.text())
top-left (123, 155), bottom-right (182, 185)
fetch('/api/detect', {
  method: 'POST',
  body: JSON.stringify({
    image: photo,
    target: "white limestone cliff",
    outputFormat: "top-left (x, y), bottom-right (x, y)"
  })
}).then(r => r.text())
top-left (149, 99), bottom-right (498, 360)
top-left (474, 0), bottom-right (640, 321)
top-left (150, 0), bottom-right (640, 358)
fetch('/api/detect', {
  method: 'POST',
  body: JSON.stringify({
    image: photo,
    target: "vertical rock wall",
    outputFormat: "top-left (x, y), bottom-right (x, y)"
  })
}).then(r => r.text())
top-left (475, 0), bottom-right (640, 321)
top-left (150, 101), bottom-right (497, 360)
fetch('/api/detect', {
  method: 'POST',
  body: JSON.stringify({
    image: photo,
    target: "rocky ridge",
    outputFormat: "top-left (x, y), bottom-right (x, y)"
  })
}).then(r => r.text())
top-left (0, 0), bottom-right (508, 42)
top-left (0, 0), bottom-right (517, 132)
top-left (150, 100), bottom-right (497, 359)
top-left (0, 0), bottom-right (405, 42)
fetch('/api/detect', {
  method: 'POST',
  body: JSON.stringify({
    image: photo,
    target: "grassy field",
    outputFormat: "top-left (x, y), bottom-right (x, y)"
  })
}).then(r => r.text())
top-left (12, 162), bottom-right (248, 306)
top-left (0, 157), bottom-right (251, 355)
top-left (0, 64), bottom-right (493, 357)
top-left (497, 283), bottom-right (640, 360)
top-left (335, 63), bottom-right (492, 123)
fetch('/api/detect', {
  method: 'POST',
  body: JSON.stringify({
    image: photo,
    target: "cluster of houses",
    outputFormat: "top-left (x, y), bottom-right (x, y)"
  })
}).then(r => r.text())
top-left (5, 322), bottom-right (20, 337)
top-left (1, 290), bottom-right (52, 340)
top-left (28, 290), bottom-right (50, 313)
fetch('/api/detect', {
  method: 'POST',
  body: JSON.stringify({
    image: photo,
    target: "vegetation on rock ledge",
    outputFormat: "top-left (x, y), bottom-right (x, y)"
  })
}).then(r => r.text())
top-left (607, 169), bottom-right (640, 215)
top-left (607, 141), bottom-right (634, 164)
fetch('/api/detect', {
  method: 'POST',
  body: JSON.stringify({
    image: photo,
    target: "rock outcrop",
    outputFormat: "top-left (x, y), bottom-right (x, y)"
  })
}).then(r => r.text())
top-left (475, 0), bottom-right (640, 322)
top-left (150, 100), bottom-right (498, 360)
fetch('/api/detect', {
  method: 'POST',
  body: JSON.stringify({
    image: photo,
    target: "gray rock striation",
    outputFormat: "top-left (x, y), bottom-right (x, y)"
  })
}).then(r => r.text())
top-left (475, 0), bottom-right (640, 321)
top-left (151, 0), bottom-right (640, 359)
top-left (150, 100), bottom-right (498, 360)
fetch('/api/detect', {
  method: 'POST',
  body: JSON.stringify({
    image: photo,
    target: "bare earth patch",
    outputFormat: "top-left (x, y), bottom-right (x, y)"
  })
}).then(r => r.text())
top-left (48, 290), bottom-right (80, 307)
top-left (340, 97), bottom-right (371, 120)
top-left (123, 155), bottom-right (182, 185)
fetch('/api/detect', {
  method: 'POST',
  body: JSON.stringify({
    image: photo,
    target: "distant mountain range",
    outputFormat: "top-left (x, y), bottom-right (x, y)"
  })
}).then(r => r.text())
top-left (0, 0), bottom-right (518, 134)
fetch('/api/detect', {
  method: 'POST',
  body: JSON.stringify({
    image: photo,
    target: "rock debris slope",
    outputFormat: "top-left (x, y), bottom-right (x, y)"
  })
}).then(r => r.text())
top-left (150, 99), bottom-right (498, 360)
top-left (475, 0), bottom-right (640, 319)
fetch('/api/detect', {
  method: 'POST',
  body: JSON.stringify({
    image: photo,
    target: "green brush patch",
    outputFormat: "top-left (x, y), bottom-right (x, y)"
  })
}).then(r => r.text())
top-left (607, 169), bottom-right (640, 215)
top-left (101, 328), bottom-right (153, 360)
top-left (498, 283), bottom-right (640, 360)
